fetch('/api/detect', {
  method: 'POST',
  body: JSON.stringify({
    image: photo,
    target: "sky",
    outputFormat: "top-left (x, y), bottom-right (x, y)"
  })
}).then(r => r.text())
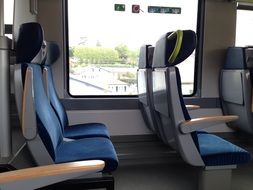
top-left (236, 9), bottom-right (253, 46)
top-left (68, 0), bottom-right (198, 49)
top-left (4, 0), bottom-right (14, 24)
top-left (4, 0), bottom-right (253, 47)
top-left (68, 0), bottom-right (198, 84)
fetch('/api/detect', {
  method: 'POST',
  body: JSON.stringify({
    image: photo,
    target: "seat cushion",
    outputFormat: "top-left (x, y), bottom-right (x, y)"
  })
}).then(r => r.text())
top-left (64, 123), bottom-right (110, 139)
top-left (55, 137), bottom-right (118, 172)
top-left (197, 132), bottom-right (251, 166)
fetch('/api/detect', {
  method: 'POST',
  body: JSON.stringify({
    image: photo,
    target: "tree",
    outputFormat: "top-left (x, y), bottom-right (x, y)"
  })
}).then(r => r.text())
top-left (127, 50), bottom-right (139, 66)
top-left (69, 47), bottom-right (74, 57)
top-left (73, 46), bottom-right (119, 64)
top-left (115, 44), bottom-right (129, 64)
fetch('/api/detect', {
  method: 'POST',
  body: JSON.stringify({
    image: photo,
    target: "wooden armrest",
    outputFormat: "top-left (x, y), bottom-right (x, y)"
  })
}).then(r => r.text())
top-left (186, 104), bottom-right (200, 110)
top-left (179, 115), bottom-right (239, 134)
top-left (22, 67), bottom-right (37, 140)
top-left (0, 160), bottom-right (104, 184)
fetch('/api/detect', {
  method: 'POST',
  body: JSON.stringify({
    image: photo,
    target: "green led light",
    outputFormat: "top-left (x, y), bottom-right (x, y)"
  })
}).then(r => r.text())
top-left (115, 4), bottom-right (125, 12)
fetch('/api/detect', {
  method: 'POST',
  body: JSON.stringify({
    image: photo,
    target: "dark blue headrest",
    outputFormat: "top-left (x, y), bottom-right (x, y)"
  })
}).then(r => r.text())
top-left (152, 30), bottom-right (196, 68)
top-left (224, 47), bottom-right (253, 69)
top-left (44, 41), bottom-right (60, 66)
top-left (148, 46), bottom-right (155, 68)
top-left (245, 47), bottom-right (253, 68)
top-left (16, 22), bottom-right (46, 64)
top-left (138, 45), bottom-right (152, 69)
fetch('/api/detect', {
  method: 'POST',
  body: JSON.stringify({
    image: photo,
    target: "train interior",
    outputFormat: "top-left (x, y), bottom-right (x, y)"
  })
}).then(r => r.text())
top-left (1, 0), bottom-right (253, 190)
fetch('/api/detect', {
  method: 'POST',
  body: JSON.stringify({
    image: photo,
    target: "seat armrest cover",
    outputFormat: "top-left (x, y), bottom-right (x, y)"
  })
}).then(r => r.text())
top-left (22, 66), bottom-right (37, 140)
top-left (179, 115), bottom-right (239, 133)
top-left (0, 160), bottom-right (104, 184)
top-left (186, 104), bottom-right (200, 110)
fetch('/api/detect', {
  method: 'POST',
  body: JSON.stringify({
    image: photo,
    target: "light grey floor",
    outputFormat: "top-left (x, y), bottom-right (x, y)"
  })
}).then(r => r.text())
top-left (114, 162), bottom-right (253, 190)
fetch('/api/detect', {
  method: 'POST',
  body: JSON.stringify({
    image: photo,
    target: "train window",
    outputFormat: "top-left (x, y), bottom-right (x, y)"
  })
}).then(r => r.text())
top-left (236, 8), bottom-right (253, 46)
top-left (66, 0), bottom-right (199, 96)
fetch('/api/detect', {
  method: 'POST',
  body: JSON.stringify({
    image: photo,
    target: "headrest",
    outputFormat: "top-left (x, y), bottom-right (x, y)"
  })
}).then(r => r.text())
top-left (44, 41), bottom-right (60, 66)
top-left (245, 47), bottom-right (253, 68)
top-left (138, 45), bottom-right (152, 69)
top-left (152, 30), bottom-right (196, 68)
top-left (148, 46), bottom-right (155, 68)
top-left (224, 47), bottom-right (253, 69)
top-left (16, 22), bottom-right (47, 64)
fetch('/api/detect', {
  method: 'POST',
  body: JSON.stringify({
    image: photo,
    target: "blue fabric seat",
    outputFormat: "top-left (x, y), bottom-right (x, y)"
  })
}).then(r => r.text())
top-left (152, 29), bottom-right (251, 167)
top-left (64, 123), bottom-right (109, 139)
top-left (196, 132), bottom-right (251, 166)
top-left (43, 41), bottom-right (110, 139)
top-left (31, 60), bottom-right (118, 173)
top-left (56, 137), bottom-right (118, 172)
top-left (17, 22), bottom-right (118, 173)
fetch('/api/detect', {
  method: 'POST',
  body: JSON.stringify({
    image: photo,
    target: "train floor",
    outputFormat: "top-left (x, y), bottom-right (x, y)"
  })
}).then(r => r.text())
top-left (113, 162), bottom-right (253, 190)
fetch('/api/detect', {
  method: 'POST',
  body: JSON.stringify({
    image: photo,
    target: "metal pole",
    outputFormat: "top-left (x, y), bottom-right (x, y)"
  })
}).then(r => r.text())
top-left (0, 0), bottom-right (4, 36)
top-left (0, 0), bottom-right (11, 157)
top-left (0, 37), bottom-right (11, 157)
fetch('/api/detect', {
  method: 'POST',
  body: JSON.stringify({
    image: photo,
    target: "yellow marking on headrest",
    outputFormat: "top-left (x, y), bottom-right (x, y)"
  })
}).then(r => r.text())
top-left (168, 30), bottom-right (183, 64)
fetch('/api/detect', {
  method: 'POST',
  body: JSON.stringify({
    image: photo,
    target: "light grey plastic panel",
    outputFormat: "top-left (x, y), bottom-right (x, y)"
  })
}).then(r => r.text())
top-left (166, 68), bottom-right (204, 166)
top-left (0, 0), bottom-right (3, 36)
top-left (221, 70), bottom-right (253, 134)
top-left (152, 68), bottom-right (173, 143)
top-left (152, 69), bottom-right (168, 117)
top-left (138, 69), bottom-right (148, 106)
top-left (221, 70), bottom-right (243, 105)
top-left (67, 109), bottom-right (152, 136)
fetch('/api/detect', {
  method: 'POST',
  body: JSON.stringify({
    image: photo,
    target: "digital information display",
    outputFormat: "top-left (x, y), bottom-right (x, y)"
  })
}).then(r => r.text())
top-left (148, 6), bottom-right (181, 14)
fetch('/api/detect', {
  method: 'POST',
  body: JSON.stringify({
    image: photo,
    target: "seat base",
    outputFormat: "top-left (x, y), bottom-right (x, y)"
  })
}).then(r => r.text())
top-left (64, 123), bottom-right (110, 139)
top-left (199, 167), bottom-right (233, 190)
top-left (38, 175), bottom-right (114, 190)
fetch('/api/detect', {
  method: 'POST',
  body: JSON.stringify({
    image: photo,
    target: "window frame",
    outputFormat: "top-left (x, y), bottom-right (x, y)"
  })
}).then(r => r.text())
top-left (64, 0), bottom-right (203, 98)
top-left (237, 3), bottom-right (253, 11)
top-left (235, 3), bottom-right (253, 48)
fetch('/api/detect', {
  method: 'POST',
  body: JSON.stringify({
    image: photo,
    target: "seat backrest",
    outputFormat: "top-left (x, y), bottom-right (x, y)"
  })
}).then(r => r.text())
top-left (138, 44), bottom-right (169, 142)
top-left (14, 22), bottom-right (46, 121)
top-left (42, 41), bottom-right (69, 130)
top-left (16, 22), bottom-right (64, 161)
top-left (138, 45), bottom-right (156, 132)
top-left (221, 47), bottom-right (253, 134)
top-left (152, 30), bottom-right (204, 166)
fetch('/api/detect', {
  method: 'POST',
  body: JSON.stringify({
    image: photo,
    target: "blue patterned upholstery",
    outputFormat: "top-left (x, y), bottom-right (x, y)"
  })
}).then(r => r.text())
top-left (44, 42), bottom-right (110, 139)
top-left (56, 137), bottom-right (118, 172)
top-left (64, 123), bottom-right (109, 139)
top-left (197, 132), bottom-right (251, 166)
